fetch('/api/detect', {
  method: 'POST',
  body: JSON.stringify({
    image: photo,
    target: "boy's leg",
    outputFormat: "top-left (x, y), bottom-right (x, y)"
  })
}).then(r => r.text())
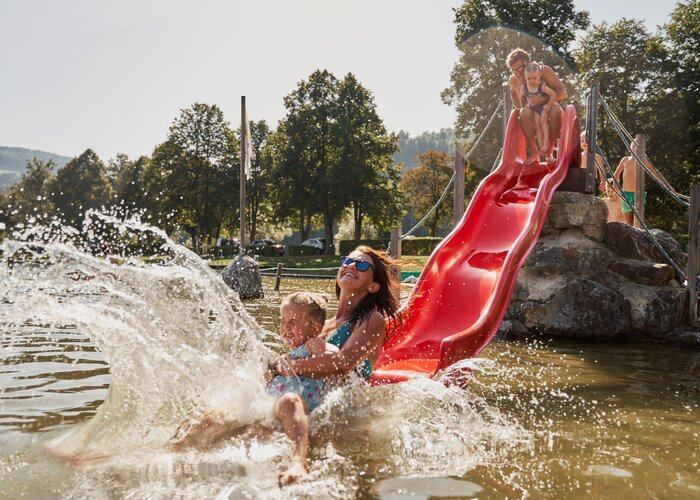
top-left (274, 393), bottom-right (310, 484)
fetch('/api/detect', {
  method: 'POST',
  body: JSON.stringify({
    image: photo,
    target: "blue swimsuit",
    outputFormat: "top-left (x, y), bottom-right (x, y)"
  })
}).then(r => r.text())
top-left (266, 322), bottom-right (372, 411)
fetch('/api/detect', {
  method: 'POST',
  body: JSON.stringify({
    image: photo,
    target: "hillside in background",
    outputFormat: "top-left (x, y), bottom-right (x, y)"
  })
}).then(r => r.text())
top-left (393, 128), bottom-right (455, 170)
top-left (0, 146), bottom-right (72, 188)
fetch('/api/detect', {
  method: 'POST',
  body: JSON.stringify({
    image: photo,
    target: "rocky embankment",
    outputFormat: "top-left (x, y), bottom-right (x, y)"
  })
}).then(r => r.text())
top-left (504, 191), bottom-right (699, 348)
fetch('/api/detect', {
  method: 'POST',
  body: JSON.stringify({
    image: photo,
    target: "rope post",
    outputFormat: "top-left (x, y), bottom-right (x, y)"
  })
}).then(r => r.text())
top-left (502, 83), bottom-right (512, 146)
top-left (453, 144), bottom-right (465, 227)
top-left (390, 226), bottom-right (402, 259)
top-left (273, 263), bottom-right (283, 292)
top-left (390, 226), bottom-right (402, 295)
top-left (238, 95), bottom-right (250, 255)
top-left (688, 186), bottom-right (699, 325)
top-left (633, 134), bottom-right (646, 229)
top-left (584, 80), bottom-right (599, 194)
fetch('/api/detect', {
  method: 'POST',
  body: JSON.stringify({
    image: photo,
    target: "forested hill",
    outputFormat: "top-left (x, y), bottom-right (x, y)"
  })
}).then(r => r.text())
top-left (0, 146), bottom-right (71, 188)
top-left (393, 128), bottom-right (455, 170)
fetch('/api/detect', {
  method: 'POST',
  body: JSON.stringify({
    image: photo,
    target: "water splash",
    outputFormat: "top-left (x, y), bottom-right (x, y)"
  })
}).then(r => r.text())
top-left (1, 211), bottom-right (275, 458)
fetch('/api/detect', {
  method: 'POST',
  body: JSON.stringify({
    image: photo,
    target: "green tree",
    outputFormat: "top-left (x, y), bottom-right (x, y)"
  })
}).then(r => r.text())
top-left (268, 120), bottom-right (318, 243)
top-left (335, 73), bottom-right (402, 240)
top-left (150, 103), bottom-right (239, 253)
top-left (665, 1), bottom-right (700, 189)
top-left (272, 70), bottom-right (341, 247)
top-left (574, 19), bottom-right (689, 234)
top-left (10, 158), bottom-right (56, 222)
top-left (271, 70), bottom-right (402, 249)
top-left (50, 149), bottom-right (113, 227)
top-left (442, 1), bottom-right (589, 169)
top-left (108, 154), bottom-right (150, 218)
top-left (247, 119), bottom-right (272, 242)
top-left (394, 129), bottom-right (456, 170)
top-left (400, 150), bottom-right (454, 236)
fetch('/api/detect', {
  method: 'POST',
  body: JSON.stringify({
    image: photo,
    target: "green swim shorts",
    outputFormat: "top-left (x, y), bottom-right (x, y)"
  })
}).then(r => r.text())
top-left (620, 191), bottom-right (647, 215)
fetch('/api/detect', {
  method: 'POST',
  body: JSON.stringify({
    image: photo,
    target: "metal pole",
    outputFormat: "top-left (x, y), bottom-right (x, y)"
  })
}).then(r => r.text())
top-left (453, 144), bottom-right (465, 227)
top-left (274, 263), bottom-right (283, 292)
top-left (390, 226), bottom-right (402, 259)
top-left (633, 134), bottom-right (646, 229)
top-left (502, 83), bottom-right (512, 146)
top-left (239, 96), bottom-right (247, 253)
top-left (584, 80), bottom-right (599, 194)
top-left (688, 186), bottom-right (699, 325)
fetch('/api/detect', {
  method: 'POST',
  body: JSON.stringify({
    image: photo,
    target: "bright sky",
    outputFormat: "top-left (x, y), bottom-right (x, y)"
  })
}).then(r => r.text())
top-left (0, 1), bottom-right (674, 161)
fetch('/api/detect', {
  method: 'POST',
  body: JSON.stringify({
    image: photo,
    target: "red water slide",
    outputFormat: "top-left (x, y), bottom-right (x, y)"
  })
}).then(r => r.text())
top-left (370, 105), bottom-right (581, 385)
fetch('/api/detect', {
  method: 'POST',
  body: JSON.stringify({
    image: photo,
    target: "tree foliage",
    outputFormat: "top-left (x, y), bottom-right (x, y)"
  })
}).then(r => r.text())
top-left (400, 150), bottom-right (454, 236)
top-left (393, 129), bottom-right (456, 170)
top-left (247, 119), bottom-right (272, 241)
top-left (270, 70), bottom-right (401, 249)
top-left (51, 149), bottom-right (113, 227)
top-left (149, 103), bottom-right (239, 252)
top-left (443, 1), bottom-right (589, 169)
top-left (574, 18), bottom-right (692, 235)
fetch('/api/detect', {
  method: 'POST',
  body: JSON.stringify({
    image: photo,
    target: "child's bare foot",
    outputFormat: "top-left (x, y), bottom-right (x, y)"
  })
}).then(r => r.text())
top-left (279, 459), bottom-right (309, 485)
top-left (524, 151), bottom-right (540, 165)
top-left (546, 153), bottom-right (556, 166)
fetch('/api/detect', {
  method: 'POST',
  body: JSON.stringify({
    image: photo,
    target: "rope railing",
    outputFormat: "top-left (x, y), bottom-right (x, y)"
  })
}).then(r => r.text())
top-left (599, 96), bottom-right (690, 206)
top-left (596, 144), bottom-right (687, 282)
top-left (398, 98), bottom-right (504, 242)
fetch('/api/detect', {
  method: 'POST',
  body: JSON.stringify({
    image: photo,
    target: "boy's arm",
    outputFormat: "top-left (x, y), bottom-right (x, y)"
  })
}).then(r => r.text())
top-left (541, 65), bottom-right (566, 101)
top-left (644, 159), bottom-right (678, 194)
top-left (613, 158), bottom-right (625, 182)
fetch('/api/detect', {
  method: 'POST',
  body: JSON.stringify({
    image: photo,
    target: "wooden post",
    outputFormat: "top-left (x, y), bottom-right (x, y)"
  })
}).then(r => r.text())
top-left (688, 186), bottom-right (699, 325)
top-left (584, 80), bottom-right (599, 194)
top-left (274, 263), bottom-right (283, 292)
top-left (390, 226), bottom-right (402, 259)
top-left (633, 134), bottom-right (646, 228)
top-left (239, 96), bottom-right (248, 252)
top-left (453, 144), bottom-right (465, 227)
top-left (502, 83), bottom-right (512, 146)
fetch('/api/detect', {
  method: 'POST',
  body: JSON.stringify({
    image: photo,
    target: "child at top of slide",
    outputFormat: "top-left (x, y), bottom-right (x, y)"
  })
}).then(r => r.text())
top-left (521, 62), bottom-right (557, 164)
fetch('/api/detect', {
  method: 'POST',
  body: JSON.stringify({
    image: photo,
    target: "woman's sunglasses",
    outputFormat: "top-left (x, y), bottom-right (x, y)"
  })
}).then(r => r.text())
top-left (339, 256), bottom-right (374, 272)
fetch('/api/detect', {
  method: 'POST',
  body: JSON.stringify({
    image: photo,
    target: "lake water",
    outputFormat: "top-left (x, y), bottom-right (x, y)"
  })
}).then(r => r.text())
top-left (1, 225), bottom-right (699, 499)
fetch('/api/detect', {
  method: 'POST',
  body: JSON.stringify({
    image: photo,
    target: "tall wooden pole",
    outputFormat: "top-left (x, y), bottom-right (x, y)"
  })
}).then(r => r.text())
top-left (453, 144), bottom-right (465, 227)
top-left (688, 186), bottom-right (699, 325)
top-left (390, 226), bottom-right (402, 259)
top-left (240, 96), bottom-right (247, 252)
top-left (584, 80), bottom-right (599, 194)
top-left (633, 134), bottom-right (646, 229)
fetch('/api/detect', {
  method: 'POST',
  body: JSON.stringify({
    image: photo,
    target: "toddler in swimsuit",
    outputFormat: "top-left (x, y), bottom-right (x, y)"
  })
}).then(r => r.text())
top-left (521, 62), bottom-right (557, 160)
top-left (266, 292), bottom-right (338, 412)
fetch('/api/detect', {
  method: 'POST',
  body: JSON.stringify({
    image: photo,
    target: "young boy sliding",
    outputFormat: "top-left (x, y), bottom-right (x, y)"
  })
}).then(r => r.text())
top-left (171, 291), bottom-right (336, 485)
top-left (266, 292), bottom-right (338, 483)
top-left (521, 62), bottom-right (557, 164)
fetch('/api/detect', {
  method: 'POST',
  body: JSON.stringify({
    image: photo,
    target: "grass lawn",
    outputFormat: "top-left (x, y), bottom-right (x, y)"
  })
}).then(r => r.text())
top-left (209, 254), bottom-right (428, 274)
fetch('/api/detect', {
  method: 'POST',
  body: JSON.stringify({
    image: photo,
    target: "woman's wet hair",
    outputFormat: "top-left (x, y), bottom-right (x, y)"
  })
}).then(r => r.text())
top-left (336, 245), bottom-right (401, 339)
top-left (281, 291), bottom-right (328, 325)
